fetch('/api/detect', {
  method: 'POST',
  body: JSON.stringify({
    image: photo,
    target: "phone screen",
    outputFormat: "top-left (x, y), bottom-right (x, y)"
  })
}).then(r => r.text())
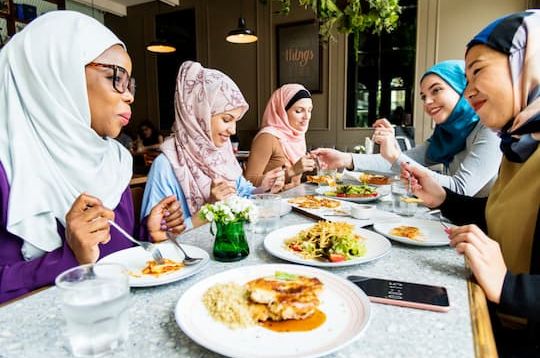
top-left (348, 275), bottom-right (449, 310)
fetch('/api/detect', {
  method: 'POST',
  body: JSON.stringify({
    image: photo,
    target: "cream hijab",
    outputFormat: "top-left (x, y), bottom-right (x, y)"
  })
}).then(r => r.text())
top-left (0, 11), bottom-right (132, 260)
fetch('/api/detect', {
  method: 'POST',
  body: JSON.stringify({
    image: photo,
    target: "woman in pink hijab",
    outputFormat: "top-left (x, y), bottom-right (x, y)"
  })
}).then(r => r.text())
top-left (141, 61), bottom-right (285, 229)
top-left (245, 84), bottom-right (316, 189)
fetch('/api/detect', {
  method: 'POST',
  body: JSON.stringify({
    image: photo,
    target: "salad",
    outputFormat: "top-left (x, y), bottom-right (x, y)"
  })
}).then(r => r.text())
top-left (285, 221), bottom-right (366, 262)
top-left (325, 184), bottom-right (378, 198)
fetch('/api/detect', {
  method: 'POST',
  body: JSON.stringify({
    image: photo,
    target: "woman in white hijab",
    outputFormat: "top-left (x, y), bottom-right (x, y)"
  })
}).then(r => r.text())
top-left (0, 11), bottom-right (184, 304)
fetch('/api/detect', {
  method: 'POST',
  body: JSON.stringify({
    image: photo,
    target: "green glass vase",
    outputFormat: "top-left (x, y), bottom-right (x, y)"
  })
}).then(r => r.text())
top-left (211, 220), bottom-right (249, 262)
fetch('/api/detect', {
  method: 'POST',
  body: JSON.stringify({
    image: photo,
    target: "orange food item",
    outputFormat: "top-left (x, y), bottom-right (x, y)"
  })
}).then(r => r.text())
top-left (390, 226), bottom-right (422, 240)
top-left (288, 195), bottom-right (341, 209)
top-left (141, 258), bottom-right (184, 276)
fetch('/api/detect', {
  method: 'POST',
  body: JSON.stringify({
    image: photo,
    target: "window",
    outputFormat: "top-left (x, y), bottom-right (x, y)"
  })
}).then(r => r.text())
top-left (346, 0), bottom-right (417, 128)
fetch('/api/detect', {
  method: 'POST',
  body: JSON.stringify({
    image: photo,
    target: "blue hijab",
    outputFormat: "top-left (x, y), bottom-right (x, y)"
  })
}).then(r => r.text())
top-left (423, 60), bottom-right (480, 167)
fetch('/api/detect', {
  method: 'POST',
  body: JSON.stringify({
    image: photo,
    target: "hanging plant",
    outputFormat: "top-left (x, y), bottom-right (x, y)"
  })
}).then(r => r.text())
top-left (278, 0), bottom-right (401, 60)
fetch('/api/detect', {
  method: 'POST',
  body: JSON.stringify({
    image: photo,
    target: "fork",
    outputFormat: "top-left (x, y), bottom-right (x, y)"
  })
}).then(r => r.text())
top-left (108, 220), bottom-right (165, 264)
top-left (428, 209), bottom-right (450, 231)
top-left (166, 232), bottom-right (203, 266)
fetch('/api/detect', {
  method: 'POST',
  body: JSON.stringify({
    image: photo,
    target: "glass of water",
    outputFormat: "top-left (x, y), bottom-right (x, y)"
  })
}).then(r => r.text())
top-left (391, 180), bottom-right (417, 217)
top-left (251, 194), bottom-right (281, 234)
top-left (55, 263), bottom-right (130, 357)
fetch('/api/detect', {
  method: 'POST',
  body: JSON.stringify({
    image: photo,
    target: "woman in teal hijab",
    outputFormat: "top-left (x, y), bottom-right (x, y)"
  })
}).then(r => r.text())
top-left (313, 60), bottom-right (502, 197)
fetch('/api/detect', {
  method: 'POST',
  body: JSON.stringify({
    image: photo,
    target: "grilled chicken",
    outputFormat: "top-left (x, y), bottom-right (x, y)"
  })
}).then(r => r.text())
top-left (246, 275), bottom-right (323, 321)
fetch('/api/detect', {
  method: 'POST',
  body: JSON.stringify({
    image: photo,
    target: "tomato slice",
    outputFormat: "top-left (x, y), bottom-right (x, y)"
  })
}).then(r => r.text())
top-left (329, 254), bottom-right (346, 262)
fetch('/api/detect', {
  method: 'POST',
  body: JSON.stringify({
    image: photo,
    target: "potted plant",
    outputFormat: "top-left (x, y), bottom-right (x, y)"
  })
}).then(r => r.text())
top-left (278, 0), bottom-right (401, 59)
top-left (199, 196), bottom-right (257, 262)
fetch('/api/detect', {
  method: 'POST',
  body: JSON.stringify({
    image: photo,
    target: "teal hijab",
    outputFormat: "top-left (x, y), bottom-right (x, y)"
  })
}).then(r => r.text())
top-left (423, 60), bottom-right (479, 167)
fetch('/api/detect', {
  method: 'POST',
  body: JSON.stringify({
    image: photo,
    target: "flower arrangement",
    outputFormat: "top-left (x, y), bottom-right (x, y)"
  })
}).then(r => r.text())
top-left (199, 196), bottom-right (258, 224)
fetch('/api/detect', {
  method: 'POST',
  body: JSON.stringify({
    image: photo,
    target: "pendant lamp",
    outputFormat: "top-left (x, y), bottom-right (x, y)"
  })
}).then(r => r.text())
top-left (226, 17), bottom-right (257, 44)
top-left (146, 40), bottom-right (176, 54)
top-left (146, 1), bottom-right (177, 54)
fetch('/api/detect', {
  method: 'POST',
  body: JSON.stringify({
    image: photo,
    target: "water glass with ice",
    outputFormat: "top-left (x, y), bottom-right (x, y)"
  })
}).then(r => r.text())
top-left (55, 263), bottom-right (130, 357)
top-left (251, 194), bottom-right (281, 234)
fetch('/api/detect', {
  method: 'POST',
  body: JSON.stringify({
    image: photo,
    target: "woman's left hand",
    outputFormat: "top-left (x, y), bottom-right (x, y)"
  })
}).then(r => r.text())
top-left (257, 167), bottom-right (286, 193)
top-left (147, 195), bottom-right (185, 242)
top-left (448, 224), bottom-right (507, 303)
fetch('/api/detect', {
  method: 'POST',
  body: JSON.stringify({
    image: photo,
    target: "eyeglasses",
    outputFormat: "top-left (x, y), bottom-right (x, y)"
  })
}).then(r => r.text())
top-left (87, 62), bottom-right (136, 96)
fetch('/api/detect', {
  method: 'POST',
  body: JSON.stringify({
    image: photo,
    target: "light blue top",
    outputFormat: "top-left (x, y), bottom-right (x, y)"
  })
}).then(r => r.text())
top-left (141, 154), bottom-right (255, 229)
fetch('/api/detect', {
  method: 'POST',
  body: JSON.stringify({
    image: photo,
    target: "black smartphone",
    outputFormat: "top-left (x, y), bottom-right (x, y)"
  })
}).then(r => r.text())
top-left (348, 275), bottom-right (450, 312)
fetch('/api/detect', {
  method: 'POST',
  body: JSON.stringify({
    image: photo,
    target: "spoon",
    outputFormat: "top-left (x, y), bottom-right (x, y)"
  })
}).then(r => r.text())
top-left (166, 232), bottom-right (203, 266)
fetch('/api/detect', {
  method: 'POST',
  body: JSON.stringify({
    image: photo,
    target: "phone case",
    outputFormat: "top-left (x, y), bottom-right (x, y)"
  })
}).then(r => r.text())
top-left (367, 296), bottom-right (450, 312)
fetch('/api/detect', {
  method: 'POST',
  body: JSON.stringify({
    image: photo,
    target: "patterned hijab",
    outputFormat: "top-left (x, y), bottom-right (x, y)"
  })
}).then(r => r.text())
top-left (0, 11), bottom-right (132, 260)
top-left (161, 61), bottom-right (248, 215)
top-left (467, 10), bottom-right (540, 162)
top-left (423, 60), bottom-right (480, 167)
top-left (255, 84), bottom-right (311, 165)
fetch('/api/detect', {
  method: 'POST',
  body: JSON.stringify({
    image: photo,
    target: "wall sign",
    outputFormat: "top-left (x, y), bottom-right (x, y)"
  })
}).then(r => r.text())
top-left (276, 20), bottom-right (321, 93)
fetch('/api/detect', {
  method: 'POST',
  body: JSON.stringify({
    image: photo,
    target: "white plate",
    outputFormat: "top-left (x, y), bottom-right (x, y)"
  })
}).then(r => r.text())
top-left (373, 218), bottom-right (452, 247)
top-left (264, 223), bottom-right (391, 267)
top-left (315, 186), bottom-right (381, 203)
top-left (175, 264), bottom-right (371, 358)
top-left (99, 242), bottom-right (210, 287)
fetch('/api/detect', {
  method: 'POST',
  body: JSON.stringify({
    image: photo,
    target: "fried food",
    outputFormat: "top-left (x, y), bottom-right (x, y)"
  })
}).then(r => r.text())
top-left (306, 175), bottom-right (336, 186)
top-left (390, 225), bottom-right (422, 240)
top-left (288, 195), bottom-right (341, 209)
top-left (400, 196), bottom-right (423, 204)
top-left (359, 173), bottom-right (391, 185)
top-left (141, 258), bottom-right (184, 276)
top-left (246, 272), bottom-right (323, 321)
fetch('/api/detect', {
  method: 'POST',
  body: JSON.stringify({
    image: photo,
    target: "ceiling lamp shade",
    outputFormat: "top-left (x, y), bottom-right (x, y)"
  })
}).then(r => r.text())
top-left (146, 40), bottom-right (176, 54)
top-left (226, 17), bottom-right (257, 44)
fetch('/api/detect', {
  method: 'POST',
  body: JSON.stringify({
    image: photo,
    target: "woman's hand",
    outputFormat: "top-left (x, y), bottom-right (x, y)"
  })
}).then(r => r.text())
top-left (147, 195), bottom-right (185, 243)
top-left (65, 193), bottom-right (115, 264)
top-left (288, 154), bottom-right (316, 177)
top-left (448, 225), bottom-right (507, 303)
top-left (401, 162), bottom-right (446, 208)
top-left (372, 118), bottom-right (401, 163)
top-left (256, 167), bottom-right (286, 193)
top-left (310, 148), bottom-right (353, 170)
top-left (210, 178), bottom-right (236, 203)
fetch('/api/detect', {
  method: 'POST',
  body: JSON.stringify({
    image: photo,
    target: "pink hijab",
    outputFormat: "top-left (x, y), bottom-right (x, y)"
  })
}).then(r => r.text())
top-left (255, 84), bottom-right (310, 165)
top-left (161, 61), bottom-right (248, 214)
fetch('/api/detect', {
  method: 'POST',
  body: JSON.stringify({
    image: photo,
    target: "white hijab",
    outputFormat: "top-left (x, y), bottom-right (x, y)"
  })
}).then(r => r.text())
top-left (0, 11), bottom-right (132, 260)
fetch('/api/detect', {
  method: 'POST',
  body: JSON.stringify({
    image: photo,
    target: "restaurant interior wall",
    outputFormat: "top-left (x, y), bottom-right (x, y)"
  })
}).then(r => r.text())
top-left (104, 0), bottom-right (530, 151)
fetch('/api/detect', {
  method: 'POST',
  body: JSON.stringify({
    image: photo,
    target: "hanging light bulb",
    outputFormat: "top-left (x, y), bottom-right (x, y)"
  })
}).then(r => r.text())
top-left (226, 17), bottom-right (257, 44)
top-left (146, 40), bottom-right (176, 54)
top-left (146, 1), bottom-right (177, 54)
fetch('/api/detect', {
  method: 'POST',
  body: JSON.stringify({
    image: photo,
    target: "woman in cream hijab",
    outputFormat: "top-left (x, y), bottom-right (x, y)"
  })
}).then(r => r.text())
top-left (403, 10), bottom-right (540, 355)
top-left (0, 11), bottom-right (183, 304)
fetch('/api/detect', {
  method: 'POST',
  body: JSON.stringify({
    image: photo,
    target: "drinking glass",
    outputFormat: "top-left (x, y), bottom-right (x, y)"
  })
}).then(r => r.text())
top-left (251, 194), bottom-right (281, 234)
top-left (55, 263), bottom-right (130, 357)
top-left (391, 181), bottom-right (416, 217)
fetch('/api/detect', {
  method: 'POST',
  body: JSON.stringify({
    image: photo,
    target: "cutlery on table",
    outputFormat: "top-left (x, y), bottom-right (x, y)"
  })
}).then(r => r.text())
top-left (428, 209), bottom-right (450, 231)
top-left (107, 219), bottom-right (165, 264)
top-left (166, 232), bottom-right (203, 266)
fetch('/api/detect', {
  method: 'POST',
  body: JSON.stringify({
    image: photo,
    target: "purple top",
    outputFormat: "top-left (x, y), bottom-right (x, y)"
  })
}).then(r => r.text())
top-left (0, 161), bottom-right (135, 304)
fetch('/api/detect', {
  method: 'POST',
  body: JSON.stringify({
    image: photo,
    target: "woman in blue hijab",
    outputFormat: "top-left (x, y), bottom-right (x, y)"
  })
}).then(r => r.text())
top-left (313, 60), bottom-right (502, 197)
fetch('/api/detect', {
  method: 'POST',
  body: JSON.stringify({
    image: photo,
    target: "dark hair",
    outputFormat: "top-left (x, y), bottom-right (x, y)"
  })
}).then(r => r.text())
top-left (285, 89), bottom-right (311, 111)
top-left (139, 120), bottom-right (160, 146)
